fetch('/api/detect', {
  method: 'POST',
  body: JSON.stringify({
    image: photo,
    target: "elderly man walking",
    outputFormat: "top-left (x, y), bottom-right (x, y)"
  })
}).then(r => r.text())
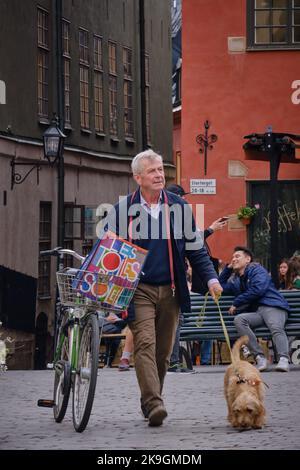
top-left (103, 149), bottom-right (222, 426)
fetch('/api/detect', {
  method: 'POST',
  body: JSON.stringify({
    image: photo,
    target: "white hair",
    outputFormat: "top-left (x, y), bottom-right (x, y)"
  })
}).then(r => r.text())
top-left (131, 149), bottom-right (163, 175)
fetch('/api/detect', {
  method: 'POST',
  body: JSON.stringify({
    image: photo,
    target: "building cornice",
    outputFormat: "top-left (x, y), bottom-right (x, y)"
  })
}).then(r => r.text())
top-left (0, 133), bottom-right (175, 172)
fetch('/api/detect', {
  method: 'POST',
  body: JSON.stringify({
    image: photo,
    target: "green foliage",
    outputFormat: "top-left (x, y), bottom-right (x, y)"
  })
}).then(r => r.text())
top-left (237, 206), bottom-right (257, 219)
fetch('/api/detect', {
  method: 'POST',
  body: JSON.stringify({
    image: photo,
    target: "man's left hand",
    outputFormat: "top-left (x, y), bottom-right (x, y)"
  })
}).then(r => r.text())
top-left (208, 282), bottom-right (223, 301)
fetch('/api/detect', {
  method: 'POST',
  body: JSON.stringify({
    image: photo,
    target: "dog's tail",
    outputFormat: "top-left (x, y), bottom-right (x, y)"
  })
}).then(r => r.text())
top-left (231, 335), bottom-right (249, 364)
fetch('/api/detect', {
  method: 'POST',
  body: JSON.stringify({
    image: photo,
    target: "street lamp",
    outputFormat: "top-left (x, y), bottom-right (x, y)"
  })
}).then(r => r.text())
top-left (43, 117), bottom-right (66, 165)
top-left (10, 118), bottom-right (66, 191)
top-left (43, 117), bottom-right (66, 268)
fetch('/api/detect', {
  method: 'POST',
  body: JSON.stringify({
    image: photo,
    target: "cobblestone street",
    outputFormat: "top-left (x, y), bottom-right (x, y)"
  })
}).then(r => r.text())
top-left (1, 365), bottom-right (300, 451)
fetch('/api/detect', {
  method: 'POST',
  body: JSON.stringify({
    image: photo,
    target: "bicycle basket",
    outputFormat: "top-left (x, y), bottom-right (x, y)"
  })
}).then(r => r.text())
top-left (56, 268), bottom-right (138, 312)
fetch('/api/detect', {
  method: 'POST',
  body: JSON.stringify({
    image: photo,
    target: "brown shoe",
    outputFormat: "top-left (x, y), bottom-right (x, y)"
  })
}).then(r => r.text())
top-left (148, 405), bottom-right (167, 427)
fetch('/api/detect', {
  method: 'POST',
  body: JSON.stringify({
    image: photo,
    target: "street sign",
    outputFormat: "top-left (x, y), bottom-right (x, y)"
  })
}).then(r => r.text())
top-left (190, 179), bottom-right (216, 194)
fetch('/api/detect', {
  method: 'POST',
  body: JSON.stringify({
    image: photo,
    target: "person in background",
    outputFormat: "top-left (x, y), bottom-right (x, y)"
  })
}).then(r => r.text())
top-left (219, 246), bottom-right (290, 372)
top-left (278, 259), bottom-right (289, 290)
top-left (166, 183), bottom-right (227, 371)
top-left (98, 313), bottom-right (127, 367)
top-left (287, 256), bottom-right (300, 290)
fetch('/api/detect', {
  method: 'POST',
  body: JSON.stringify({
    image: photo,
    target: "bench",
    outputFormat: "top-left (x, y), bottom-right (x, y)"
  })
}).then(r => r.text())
top-left (99, 328), bottom-right (128, 367)
top-left (180, 291), bottom-right (300, 366)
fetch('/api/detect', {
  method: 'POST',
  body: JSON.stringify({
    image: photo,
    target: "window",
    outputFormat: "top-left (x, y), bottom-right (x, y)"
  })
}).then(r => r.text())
top-left (62, 20), bottom-right (71, 125)
top-left (94, 72), bottom-right (104, 132)
top-left (64, 60), bottom-right (71, 125)
top-left (79, 29), bottom-right (90, 129)
top-left (79, 29), bottom-right (89, 64)
top-left (247, 0), bottom-right (300, 49)
top-left (109, 41), bottom-right (118, 137)
top-left (37, 8), bottom-right (49, 119)
top-left (82, 239), bottom-right (94, 257)
top-left (82, 207), bottom-right (97, 256)
top-left (80, 67), bottom-right (89, 129)
top-left (65, 205), bottom-right (84, 240)
top-left (145, 54), bottom-right (151, 145)
top-left (84, 206), bottom-right (99, 239)
top-left (94, 35), bottom-right (103, 70)
top-left (94, 36), bottom-right (104, 133)
top-left (123, 47), bottom-right (134, 139)
top-left (172, 62), bottom-right (181, 106)
top-left (38, 202), bottom-right (52, 297)
top-left (63, 240), bottom-right (74, 269)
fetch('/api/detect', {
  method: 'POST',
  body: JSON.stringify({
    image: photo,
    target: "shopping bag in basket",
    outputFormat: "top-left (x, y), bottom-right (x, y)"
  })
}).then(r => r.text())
top-left (73, 231), bottom-right (148, 310)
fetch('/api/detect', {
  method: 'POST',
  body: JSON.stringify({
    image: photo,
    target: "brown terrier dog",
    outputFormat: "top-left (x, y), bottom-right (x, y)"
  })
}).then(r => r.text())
top-left (224, 336), bottom-right (266, 429)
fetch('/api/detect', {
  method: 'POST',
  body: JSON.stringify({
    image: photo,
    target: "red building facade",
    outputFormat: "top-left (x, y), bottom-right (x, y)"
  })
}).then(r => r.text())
top-left (177, 0), bottom-right (300, 268)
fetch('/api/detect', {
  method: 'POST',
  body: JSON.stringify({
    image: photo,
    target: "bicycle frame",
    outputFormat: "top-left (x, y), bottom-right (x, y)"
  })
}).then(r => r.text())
top-left (54, 309), bottom-right (91, 377)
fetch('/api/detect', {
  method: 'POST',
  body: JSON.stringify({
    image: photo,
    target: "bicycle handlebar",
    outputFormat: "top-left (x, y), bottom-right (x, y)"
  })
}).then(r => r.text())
top-left (40, 247), bottom-right (85, 262)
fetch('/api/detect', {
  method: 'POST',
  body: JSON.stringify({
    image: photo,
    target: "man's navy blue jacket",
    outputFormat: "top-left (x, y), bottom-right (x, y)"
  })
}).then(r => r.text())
top-left (105, 189), bottom-right (218, 321)
top-left (219, 263), bottom-right (290, 313)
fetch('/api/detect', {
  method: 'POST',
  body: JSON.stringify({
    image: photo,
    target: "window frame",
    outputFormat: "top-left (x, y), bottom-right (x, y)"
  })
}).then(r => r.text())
top-left (79, 28), bottom-right (90, 130)
top-left (64, 204), bottom-right (85, 240)
top-left (247, 0), bottom-right (300, 50)
top-left (123, 46), bottom-right (134, 139)
top-left (38, 202), bottom-right (52, 299)
top-left (62, 19), bottom-right (71, 125)
top-left (80, 66), bottom-right (90, 129)
top-left (37, 7), bottom-right (49, 120)
top-left (108, 41), bottom-right (118, 138)
top-left (93, 36), bottom-right (104, 134)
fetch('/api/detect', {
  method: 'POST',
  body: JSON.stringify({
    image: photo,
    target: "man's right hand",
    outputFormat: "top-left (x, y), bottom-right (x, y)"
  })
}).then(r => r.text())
top-left (208, 282), bottom-right (223, 301)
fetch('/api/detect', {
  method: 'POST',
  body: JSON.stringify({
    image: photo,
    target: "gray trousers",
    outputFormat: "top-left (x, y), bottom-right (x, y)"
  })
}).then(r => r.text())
top-left (234, 306), bottom-right (289, 359)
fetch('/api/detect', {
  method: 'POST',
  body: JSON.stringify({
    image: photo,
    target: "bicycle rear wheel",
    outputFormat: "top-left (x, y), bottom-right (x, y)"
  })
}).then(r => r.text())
top-left (53, 334), bottom-right (71, 422)
top-left (72, 313), bottom-right (99, 432)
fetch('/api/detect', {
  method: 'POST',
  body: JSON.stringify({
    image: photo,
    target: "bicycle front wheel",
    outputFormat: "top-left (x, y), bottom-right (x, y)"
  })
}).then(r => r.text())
top-left (72, 313), bottom-right (99, 432)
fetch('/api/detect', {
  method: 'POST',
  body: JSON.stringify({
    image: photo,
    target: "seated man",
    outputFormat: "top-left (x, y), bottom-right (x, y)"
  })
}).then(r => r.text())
top-left (219, 246), bottom-right (290, 372)
top-left (98, 313), bottom-right (127, 367)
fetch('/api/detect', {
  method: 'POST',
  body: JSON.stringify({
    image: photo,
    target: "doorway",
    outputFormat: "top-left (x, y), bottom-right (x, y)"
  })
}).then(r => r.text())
top-left (34, 312), bottom-right (48, 370)
top-left (248, 180), bottom-right (300, 271)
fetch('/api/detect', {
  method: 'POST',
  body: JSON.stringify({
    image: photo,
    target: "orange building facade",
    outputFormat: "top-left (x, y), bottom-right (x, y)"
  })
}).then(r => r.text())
top-left (176, 0), bottom-right (300, 268)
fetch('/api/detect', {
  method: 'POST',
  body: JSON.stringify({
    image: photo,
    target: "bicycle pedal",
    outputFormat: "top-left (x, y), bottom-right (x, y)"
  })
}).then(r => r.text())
top-left (47, 363), bottom-right (54, 369)
top-left (37, 399), bottom-right (54, 408)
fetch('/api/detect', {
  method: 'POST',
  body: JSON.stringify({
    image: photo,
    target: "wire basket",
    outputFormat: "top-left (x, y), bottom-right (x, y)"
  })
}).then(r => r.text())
top-left (56, 268), bottom-right (137, 313)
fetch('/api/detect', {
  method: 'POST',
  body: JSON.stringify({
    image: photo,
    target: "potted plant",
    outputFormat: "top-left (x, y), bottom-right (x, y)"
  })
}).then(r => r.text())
top-left (237, 204), bottom-right (259, 225)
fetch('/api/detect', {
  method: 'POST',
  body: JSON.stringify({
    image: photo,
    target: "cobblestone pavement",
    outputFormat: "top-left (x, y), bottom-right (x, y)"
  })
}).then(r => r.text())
top-left (0, 365), bottom-right (299, 450)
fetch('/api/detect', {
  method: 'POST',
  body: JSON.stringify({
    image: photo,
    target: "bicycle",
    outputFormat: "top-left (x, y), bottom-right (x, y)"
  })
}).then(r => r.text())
top-left (37, 247), bottom-right (117, 432)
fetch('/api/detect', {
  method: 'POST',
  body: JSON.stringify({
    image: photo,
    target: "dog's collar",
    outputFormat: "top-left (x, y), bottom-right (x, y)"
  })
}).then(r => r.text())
top-left (235, 373), bottom-right (259, 387)
top-left (235, 372), bottom-right (269, 389)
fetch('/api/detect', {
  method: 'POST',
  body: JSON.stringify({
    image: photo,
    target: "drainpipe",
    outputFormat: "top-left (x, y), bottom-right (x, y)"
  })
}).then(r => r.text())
top-left (55, 0), bottom-right (65, 251)
top-left (139, 0), bottom-right (147, 151)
